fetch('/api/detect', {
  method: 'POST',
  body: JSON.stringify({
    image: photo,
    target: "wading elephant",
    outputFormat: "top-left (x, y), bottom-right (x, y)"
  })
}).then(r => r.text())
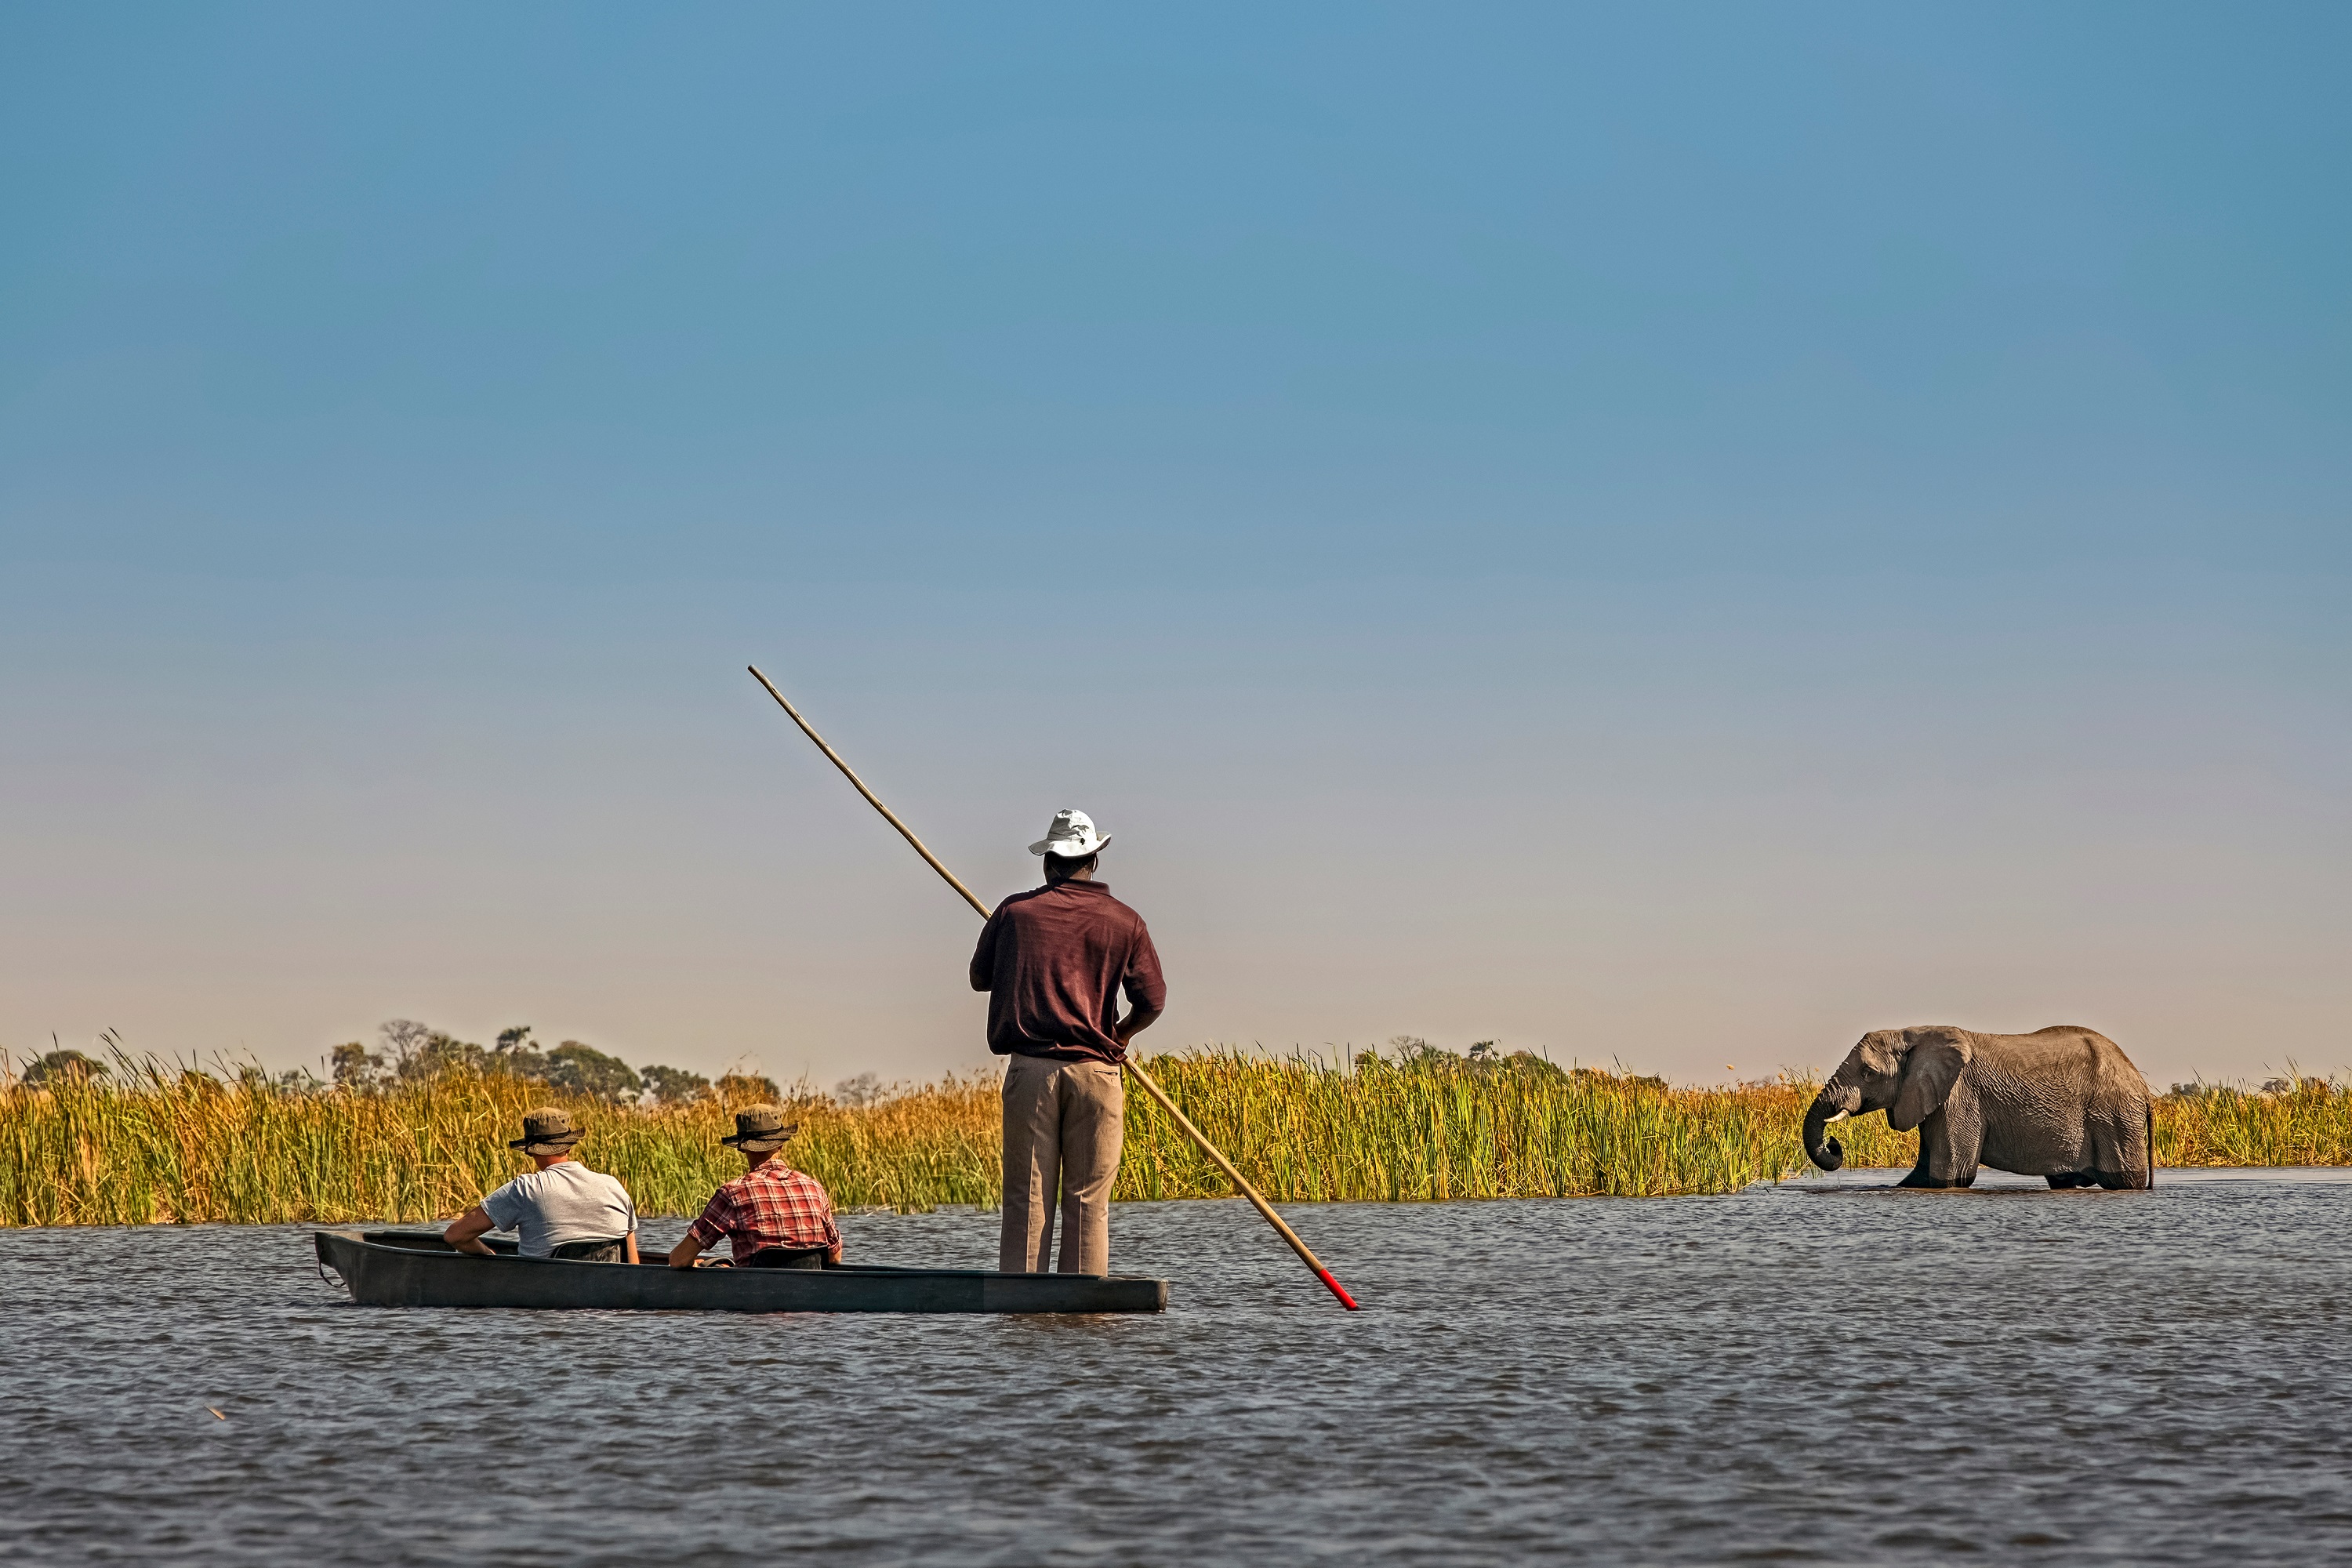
top-left (1804, 1025), bottom-right (2154, 1189)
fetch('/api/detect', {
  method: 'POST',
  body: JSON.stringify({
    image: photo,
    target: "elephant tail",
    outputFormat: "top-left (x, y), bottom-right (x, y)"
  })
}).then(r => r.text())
top-left (2146, 1099), bottom-right (2156, 1189)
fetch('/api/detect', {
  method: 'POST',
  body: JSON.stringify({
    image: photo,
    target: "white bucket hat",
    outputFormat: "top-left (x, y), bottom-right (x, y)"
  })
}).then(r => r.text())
top-left (1029, 808), bottom-right (1110, 858)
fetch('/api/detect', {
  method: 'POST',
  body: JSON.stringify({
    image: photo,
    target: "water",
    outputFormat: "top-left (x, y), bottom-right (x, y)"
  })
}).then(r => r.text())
top-left (3, 1169), bottom-right (2347, 1565)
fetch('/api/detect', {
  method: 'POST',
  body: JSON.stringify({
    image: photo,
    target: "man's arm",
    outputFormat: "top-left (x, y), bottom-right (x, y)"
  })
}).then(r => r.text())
top-left (444, 1206), bottom-right (497, 1256)
top-left (969, 911), bottom-right (1000, 991)
top-left (671, 1195), bottom-right (731, 1268)
top-left (1116, 925), bottom-right (1167, 1045)
top-left (624, 1233), bottom-right (640, 1265)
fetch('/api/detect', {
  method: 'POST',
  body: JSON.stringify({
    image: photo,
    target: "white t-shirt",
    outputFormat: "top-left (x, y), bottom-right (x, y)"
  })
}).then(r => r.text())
top-left (479, 1160), bottom-right (637, 1257)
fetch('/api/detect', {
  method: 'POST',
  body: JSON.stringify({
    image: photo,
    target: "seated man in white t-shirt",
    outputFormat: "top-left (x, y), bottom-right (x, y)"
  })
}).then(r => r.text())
top-left (443, 1106), bottom-right (641, 1262)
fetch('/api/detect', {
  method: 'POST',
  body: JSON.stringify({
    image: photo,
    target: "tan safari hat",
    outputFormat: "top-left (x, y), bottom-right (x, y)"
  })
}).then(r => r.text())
top-left (1029, 808), bottom-right (1110, 858)
top-left (509, 1105), bottom-right (583, 1152)
top-left (720, 1104), bottom-right (800, 1153)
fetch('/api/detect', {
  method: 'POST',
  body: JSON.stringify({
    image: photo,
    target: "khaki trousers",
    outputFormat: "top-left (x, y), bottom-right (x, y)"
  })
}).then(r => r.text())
top-left (999, 1054), bottom-right (1124, 1275)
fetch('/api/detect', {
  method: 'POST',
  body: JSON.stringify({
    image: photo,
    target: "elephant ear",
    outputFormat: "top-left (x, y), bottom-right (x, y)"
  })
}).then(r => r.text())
top-left (1889, 1027), bottom-right (1972, 1132)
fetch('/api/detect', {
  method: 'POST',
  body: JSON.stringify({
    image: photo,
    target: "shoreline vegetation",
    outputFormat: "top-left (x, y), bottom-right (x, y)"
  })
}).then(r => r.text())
top-left (3, 1039), bottom-right (2347, 1229)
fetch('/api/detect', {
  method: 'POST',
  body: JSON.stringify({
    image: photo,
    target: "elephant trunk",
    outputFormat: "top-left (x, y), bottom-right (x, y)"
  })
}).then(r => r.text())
top-left (1803, 1087), bottom-right (1856, 1172)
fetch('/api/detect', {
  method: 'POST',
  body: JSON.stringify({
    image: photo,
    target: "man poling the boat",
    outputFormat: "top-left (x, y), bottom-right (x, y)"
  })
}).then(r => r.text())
top-left (445, 1107), bottom-right (641, 1262)
top-left (747, 665), bottom-right (1359, 1308)
top-left (971, 808), bottom-right (1165, 1276)
top-left (666, 1105), bottom-right (844, 1269)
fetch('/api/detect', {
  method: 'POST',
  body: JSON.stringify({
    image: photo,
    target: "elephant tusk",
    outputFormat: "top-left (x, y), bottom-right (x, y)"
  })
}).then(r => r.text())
top-left (1824, 1109), bottom-right (1849, 1123)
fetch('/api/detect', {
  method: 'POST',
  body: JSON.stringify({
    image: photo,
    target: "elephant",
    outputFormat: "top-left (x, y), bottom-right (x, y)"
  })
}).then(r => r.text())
top-left (1803, 1025), bottom-right (2154, 1189)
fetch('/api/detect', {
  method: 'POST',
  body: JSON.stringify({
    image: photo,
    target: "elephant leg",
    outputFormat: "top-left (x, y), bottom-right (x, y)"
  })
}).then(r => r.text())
top-left (2046, 1171), bottom-right (2098, 1189)
top-left (1896, 1107), bottom-right (1979, 1189)
top-left (2085, 1105), bottom-right (2154, 1190)
top-left (1896, 1160), bottom-right (1977, 1190)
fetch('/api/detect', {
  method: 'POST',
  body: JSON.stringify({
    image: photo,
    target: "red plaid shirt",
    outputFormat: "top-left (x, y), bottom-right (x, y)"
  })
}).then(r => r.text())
top-left (685, 1162), bottom-right (842, 1262)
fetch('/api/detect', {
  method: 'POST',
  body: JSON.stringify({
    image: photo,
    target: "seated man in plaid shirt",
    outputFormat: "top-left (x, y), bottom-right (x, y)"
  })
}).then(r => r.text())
top-left (666, 1105), bottom-right (844, 1269)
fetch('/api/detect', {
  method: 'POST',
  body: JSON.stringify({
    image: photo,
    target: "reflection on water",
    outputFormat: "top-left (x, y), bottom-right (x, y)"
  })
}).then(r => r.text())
top-left (2, 1171), bottom-right (2347, 1564)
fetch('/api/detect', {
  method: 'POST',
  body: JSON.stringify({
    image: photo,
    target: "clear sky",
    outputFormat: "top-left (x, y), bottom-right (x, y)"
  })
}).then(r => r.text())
top-left (3, 3), bottom-right (2346, 1091)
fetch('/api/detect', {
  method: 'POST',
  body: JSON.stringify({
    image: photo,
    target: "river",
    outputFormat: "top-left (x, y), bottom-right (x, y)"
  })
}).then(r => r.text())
top-left (2, 1167), bottom-right (2346, 1564)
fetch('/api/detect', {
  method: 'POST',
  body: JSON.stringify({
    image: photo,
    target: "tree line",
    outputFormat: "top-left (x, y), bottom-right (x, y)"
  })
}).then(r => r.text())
top-left (327, 1020), bottom-right (771, 1105)
top-left (7, 1023), bottom-right (880, 1109)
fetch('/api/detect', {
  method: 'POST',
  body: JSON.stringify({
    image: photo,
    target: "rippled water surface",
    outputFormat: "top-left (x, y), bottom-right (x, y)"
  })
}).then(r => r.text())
top-left (4, 1169), bottom-right (2348, 1565)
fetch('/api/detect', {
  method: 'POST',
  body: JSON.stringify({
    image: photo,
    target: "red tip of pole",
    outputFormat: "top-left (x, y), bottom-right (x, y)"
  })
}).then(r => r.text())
top-left (1317, 1269), bottom-right (1360, 1311)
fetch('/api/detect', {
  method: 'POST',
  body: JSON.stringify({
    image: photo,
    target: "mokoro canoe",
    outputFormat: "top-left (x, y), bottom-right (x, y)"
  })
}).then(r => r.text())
top-left (314, 1229), bottom-right (1169, 1314)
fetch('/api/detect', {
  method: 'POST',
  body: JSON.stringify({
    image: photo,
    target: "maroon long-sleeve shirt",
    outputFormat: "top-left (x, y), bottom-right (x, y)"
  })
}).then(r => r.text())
top-left (969, 880), bottom-right (1166, 1065)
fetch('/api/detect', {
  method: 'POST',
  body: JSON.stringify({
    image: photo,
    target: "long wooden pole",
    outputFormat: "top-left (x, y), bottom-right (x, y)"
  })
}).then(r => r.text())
top-left (748, 665), bottom-right (1359, 1311)
top-left (1111, 1053), bottom-right (1360, 1309)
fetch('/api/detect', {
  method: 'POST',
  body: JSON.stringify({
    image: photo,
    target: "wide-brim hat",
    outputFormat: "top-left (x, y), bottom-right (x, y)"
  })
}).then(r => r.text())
top-left (720, 1105), bottom-right (800, 1152)
top-left (509, 1105), bottom-right (584, 1152)
top-left (1029, 808), bottom-right (1110, 859)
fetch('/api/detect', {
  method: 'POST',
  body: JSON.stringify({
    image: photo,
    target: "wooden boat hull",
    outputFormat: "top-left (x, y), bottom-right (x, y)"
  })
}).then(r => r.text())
top-left (314, 1229), bottom-right (1168, 1314)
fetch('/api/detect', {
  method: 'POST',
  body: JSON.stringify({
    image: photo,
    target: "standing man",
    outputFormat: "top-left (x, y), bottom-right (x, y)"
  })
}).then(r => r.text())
top-left (971, 808), bottom-right (1165, 1276)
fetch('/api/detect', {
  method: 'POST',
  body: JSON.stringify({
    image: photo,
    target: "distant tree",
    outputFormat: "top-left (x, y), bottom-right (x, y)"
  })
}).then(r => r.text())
top-left (1467, 1040), bottom-right (1498, 1062)
top-left (330, 1041), bottom-right (386, 1089)
top-left (24, 1049), bottom-right (109, 1087)
top-left (491, 1026), bottom-right (550, 1082)
top-left (379, 1019), bottom-right (432, 1074)
top-left (1387, 1036), bottom-right (1457, 1069)
top-left (400, 1031), bottom-right (488, 1082)
top-left (547, 1041), bottom-right (642, 1104)
top-left (715, 1071), bottom-right (782, 1105)
top-left (640, 1064), bottom-right (711, 1105)
top-left (833, 1072), bottom-right (884, 1108)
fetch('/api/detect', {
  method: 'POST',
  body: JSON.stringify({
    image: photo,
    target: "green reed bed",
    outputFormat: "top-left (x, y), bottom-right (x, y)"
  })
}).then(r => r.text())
top-left (0, 1062), bottom-right (1001, 1229)
top-left (1124, 1051), bottom-right (1909, 1200)
top-left (2, 1054), bottom-right (2343, 1227)
top-left (2158, 1080), bottom-right (2352, 1167)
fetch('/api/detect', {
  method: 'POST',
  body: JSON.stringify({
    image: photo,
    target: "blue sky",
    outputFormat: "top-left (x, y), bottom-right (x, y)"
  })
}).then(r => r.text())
top-left (3, 3), bottom-right (2346, 1087)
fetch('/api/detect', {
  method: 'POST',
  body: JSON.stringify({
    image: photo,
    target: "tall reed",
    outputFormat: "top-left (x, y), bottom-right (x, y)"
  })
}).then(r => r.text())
top-left (2, 1052), bottom-right (2343, 1228)
top-left (2155, 1080), bottom-right (2352, 1167)
top-left (0, 1060), bottom-right (998, 1228)
top-left (1123, 1052), bottom-right (1910, 1200)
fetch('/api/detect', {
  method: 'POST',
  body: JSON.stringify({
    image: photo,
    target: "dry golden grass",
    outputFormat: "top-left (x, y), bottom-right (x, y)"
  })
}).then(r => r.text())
top-left (1124, 1052), bottom-right (1907, 1200)
top-left (2155, 1080), bottom-right (2352, 1167)
top-left (0, 1063), bottom-right (1000, 1228)
top-left (2, 1051), bottom-right (2342, 1227)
